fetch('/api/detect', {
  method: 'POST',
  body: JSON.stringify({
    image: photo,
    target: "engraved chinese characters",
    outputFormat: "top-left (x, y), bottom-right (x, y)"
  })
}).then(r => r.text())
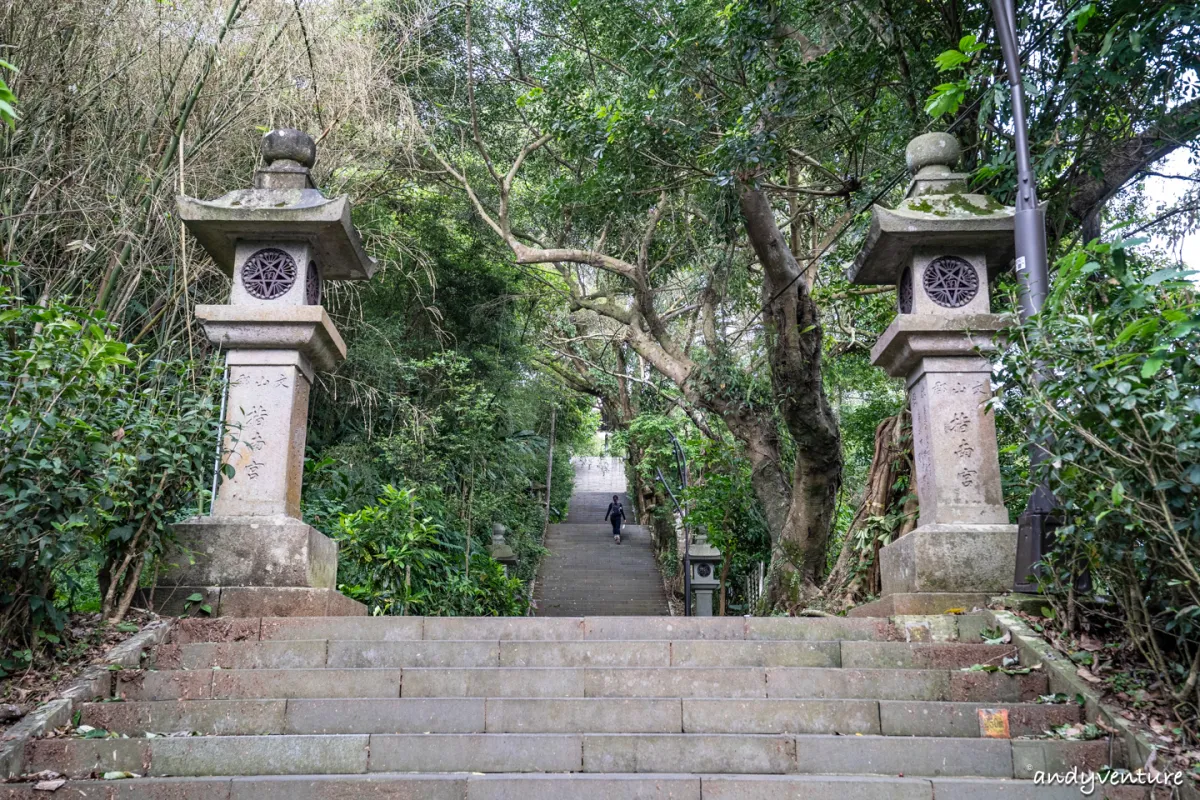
top-left (212, 361), bottom-right (308, 518)
top-left (232, 373), bottom-right (291, 481)
top-left (907, 369), bottom-right (1008, 528)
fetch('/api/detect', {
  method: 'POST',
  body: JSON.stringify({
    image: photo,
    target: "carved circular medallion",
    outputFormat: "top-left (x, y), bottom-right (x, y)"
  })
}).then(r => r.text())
top-left (697, 562), bottom-right (712, 578)
top-left (306, 260), bottom-right (322, 305)
top-left (898, 266), bottom-right (914, 313)
top-left (922, 256), bottom-right (979, 308)
top-left (241, 248), bottom-right (297, 300)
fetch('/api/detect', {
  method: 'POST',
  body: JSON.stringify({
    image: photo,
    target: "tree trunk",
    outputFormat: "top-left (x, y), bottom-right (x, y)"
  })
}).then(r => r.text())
top-left (739, 187), bottom-right (844, 602)
top-left (822, 411), bottom-right (913, 610)
top-left (721, 408), bottom-right (792, 542)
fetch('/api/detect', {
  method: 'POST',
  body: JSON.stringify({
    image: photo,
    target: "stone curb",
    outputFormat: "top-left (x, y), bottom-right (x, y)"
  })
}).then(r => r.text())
top-left (983, 608), bottom-right (1199, 800)
top-left (0, 617), bottom-right (173, 779)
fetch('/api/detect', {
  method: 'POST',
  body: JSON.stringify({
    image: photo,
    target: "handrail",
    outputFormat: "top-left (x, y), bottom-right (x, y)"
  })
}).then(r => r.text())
top-left (654, 429), bottom-right (691, 615)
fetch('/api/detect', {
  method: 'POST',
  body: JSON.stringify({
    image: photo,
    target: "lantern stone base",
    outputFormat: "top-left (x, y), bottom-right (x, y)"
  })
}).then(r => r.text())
top-left (142, 585), bottom-right (365, 617)
top-left (846, 591), bottom-right (996, 618)
top-left (160, 516), bottom-right (338, 589)
top-left (148, 515), bottom-right (364, 617)
top-left (880, 524), bottom-right (1017, 596)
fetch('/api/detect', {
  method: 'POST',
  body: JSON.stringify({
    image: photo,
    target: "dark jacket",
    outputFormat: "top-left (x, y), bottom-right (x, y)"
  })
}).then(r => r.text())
top-left (604, 502), bottom-right (625, 522)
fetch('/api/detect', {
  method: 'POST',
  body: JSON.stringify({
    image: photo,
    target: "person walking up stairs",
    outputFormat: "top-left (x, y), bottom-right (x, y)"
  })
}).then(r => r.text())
top-left (534, 457), bottom-right (669, 616)
top-left (604, 494), bottom-right (626, 544)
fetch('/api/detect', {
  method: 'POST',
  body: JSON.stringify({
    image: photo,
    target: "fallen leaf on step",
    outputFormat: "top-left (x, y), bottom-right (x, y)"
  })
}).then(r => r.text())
top-left (1058, 723), bottom-right (1085, 739)
top-left (33, 780), bottom-right (66, 792)
top-left (1144, 749), bottom-right (1161, 780)
top-left (1076, 666), bottom-right (1103, 684)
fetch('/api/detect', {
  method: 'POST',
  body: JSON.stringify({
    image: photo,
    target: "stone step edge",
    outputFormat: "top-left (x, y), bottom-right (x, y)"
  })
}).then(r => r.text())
top-left (170, 615), bottom-right (907, 644)
top-left (0, 619), bottom-right (173, 780)
top-left (2, 776), bottom-right (1151, 800)
top-left (150, 639), bottom-right (1022, 671)
top-left (25, 734), bottom-right (1117, 780)
top-left (115, 664), bottom-right (1047, 703)
top-left (75, 698), bottom-right (1082, 739)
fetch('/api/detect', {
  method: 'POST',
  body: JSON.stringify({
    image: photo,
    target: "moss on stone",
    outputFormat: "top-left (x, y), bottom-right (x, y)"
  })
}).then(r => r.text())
top-left (946, 193), bottom-right (1001, 216)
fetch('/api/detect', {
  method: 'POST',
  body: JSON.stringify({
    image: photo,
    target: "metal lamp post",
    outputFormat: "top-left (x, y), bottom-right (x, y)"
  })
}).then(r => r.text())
top-left (990, 0), bottom-right (1057, 592)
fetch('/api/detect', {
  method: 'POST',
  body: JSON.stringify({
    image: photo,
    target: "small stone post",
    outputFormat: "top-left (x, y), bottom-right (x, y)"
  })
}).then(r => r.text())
top-left (688, 534), bottom-right (721, 617)
top-left (152, 129), bottom-right (375, 618)
top-left (489, 523), bottom-right (518, 577)
top-left (847, 133), bottom-right (1018, 617)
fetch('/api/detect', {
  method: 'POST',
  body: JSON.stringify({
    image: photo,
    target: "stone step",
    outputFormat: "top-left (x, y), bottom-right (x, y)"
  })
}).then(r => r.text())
top-left (78, 698), bottom-right (1079, 737)
top-left (537, 488), bottom-right (669, 616)
top-left (173, 615), bottom-right (893, 643)
top-left (150, 638), bottom-right (1019, 670)
top-left (0, 773), bottom-right (1153, 800)
top-left (24, 733), bottom-right (1112, 779)
top-left (840, 641), bottom-right (1019, 669)
top-left (117, 665), bottom-right (1046, 702)
top-left (700, 775), bottom-right (1149, 800)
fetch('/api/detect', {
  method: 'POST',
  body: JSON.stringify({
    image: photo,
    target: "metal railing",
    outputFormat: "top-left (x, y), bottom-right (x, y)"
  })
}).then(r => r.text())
top-left (654, 430), bottom-right (692, 615)
top-left (744, 561), bottom-right (765, 612)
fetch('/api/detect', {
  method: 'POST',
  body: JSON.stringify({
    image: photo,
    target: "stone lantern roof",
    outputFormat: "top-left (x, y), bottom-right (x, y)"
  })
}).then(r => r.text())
top-left (177, 129), bottom-right (377, 281)
top-left (848, 132), bottom-right (1016, 286)
top-left (689, 531), bottom-right (721, 563)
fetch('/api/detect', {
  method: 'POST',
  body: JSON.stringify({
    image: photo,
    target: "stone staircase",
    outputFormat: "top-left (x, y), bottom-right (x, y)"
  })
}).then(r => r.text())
top-left (535, 491), bottom-right (668, 616)
top-left (534, 456), bottom-right (669, 617)
top-left (7, 614), bottom-right (1144, 798)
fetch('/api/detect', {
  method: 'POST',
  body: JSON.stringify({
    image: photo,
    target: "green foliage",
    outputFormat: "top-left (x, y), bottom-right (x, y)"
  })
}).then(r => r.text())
top-left (625, 413), bottom-right (771, 611)
top-left (332, 485), bottom-right (526, 616)
top-left (970, 1), bottom-right (1197, 217)
top-left (925, 34), bottom-right (986, 119)
top-left (0, 59), bottom-right (17, 130)
top-left (303, 187), bottom-right (590, 601)
top-left (0, 268), bottom-right (221, 656)
top-left (998, 239), bottom-right (1200, 718)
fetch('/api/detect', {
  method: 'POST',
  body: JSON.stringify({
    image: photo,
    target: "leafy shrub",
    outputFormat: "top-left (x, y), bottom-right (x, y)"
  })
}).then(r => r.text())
top-left (624, 413), bottom-right (771, 612)
top-left (999, 239), bottom-right (1200, 722)
top-left (332, 485), bottom-right (526, 616)
top-left (0, 272), bottom-right (220, 658)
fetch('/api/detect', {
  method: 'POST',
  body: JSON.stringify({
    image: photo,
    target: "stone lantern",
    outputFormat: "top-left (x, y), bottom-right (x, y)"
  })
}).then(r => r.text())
top-left (152, 129), bottom-right (375, 618)
top-left (489, 523), bottom-right (519, 577)
top-left (847, 133), bottom-right (1017, 617)
top-left (688, 532), bottom-right (722, 617)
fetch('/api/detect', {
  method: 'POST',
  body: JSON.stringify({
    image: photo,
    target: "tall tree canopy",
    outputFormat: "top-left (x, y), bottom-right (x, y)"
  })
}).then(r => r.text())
top-left (401, 0), bottom-right (1197, 603)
